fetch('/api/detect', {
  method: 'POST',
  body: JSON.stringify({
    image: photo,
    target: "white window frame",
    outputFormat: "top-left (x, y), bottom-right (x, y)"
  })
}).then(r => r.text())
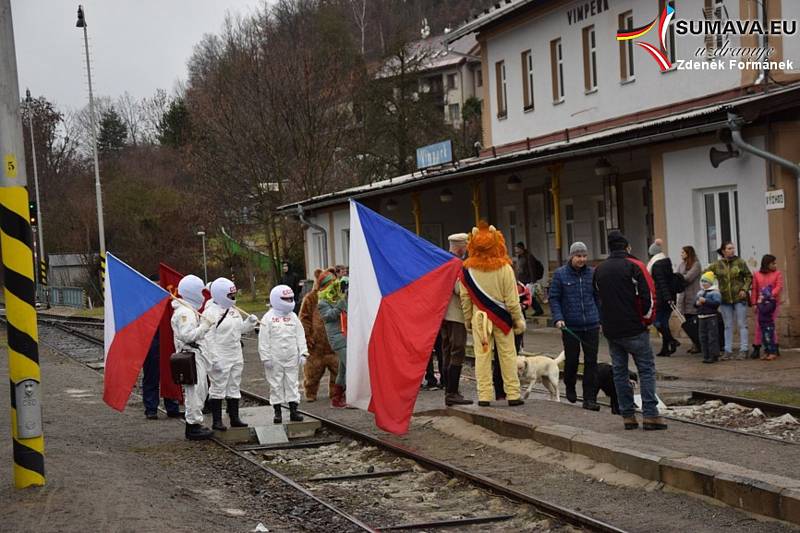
top-left (561, 199), bottom-right (575, 251)
top-left (702, 186), bottom-right (740, 263)
top-left (522, 49), bottom-right (535, 110)
top-left (555, 39), bottom-right (565, 101)
top-left (713, 0), bottom-right (725, 51)
top-left (586, 25), bottom-right (598, 91)
top-left (664, 1), bottom-right (677, 65)
top-left (592, 195), bottom-right (608, 258)
top-left (341, 229), bottom-right (350, 265)
top-left (448, 103), bottom-right (460, 124)
top-left (622, 12), bottom-right (635, 81)
top-left (312, 232), bottom-right (326, 271)
top-left (447, 73), bottom-right (457, 90)
top-left (501, 62), bottom-right (508, 116)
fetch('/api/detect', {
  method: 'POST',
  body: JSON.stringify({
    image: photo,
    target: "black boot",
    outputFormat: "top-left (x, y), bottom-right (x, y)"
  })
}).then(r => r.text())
top-left (185, 423), bottom-right (214, 441)
top-left (776, 344), bottom-right (781, 356)
top-left (289, 402), bottom-right (304, 422)
top-left (210, 399), bottom-right (227, 431)
top-left (656, 329), bottom-right (670, 357)
top-left (227, 398), bottom-right (248, 428)
top-left (750, 345), bottom-right (761, 359)
top-left (445, 365), bottom-right (472, 406)
top-left (273, 404), bottom-right (282, 424)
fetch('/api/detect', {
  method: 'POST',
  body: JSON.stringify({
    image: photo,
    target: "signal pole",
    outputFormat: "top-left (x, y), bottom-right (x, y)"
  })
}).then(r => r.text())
top-left (0, 0), bottom-right (46, 488)
top-left (25, 90), bottom-right (46, 297)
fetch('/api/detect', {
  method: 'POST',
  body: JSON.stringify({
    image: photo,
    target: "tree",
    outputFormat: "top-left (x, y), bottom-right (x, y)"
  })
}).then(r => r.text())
top-left (157, 97), bottom-right (191, 148)
top-left (97, 107), bottom-right (128, 156)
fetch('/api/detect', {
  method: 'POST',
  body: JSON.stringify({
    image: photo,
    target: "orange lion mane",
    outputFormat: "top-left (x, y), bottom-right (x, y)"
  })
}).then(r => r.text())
top-left (463, 221), bottom-right (512, 271)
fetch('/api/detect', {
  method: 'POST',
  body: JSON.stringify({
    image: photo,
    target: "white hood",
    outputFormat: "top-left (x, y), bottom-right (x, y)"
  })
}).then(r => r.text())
top-left (177, 274), bottom-right (205, 309)
top-left (270, 284), bottom-right (295, 316)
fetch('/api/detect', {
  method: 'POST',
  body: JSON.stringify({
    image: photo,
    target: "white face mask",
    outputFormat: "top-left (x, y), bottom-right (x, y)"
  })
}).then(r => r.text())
top-left (210, 277), bottom-right (237, 309)
top-left (270, 284), bottom-right (295, 315)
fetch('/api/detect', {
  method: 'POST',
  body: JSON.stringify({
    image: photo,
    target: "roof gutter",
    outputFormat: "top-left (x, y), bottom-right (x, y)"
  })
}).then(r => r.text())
top-left (727, 112), bottom-right (800, 177)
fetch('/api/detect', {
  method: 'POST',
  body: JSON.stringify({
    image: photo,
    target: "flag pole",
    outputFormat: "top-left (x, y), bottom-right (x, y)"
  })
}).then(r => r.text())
top-left (0, 0), bottom-right (45, 488)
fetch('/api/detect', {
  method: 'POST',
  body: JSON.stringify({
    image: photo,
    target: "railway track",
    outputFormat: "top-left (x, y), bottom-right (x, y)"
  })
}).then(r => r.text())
top-left (18, 316), bottom-right (627, 532)
top-left (689, 390), bottom-right (800, 418)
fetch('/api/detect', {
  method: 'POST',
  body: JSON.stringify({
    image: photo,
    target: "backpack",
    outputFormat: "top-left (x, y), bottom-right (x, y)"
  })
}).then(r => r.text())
top-left (626, 257), bottom-right (656, 326)
top-left (533, 256), bottom-right (544, 282)
top-left (671, 272), bottom-right (687, 294)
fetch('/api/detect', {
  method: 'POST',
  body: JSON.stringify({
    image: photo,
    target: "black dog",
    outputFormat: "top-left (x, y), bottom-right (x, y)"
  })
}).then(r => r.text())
top-left (597, 363), bottom-right (638, 415)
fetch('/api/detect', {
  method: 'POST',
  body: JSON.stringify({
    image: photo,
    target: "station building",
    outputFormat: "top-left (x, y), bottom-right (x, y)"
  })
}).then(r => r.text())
top-left (278, 0), bottom-right (800, 345)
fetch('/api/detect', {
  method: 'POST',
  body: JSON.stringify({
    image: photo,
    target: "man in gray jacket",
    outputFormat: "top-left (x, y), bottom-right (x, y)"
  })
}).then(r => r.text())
top-left (441, 233), bottom-right (473, 406)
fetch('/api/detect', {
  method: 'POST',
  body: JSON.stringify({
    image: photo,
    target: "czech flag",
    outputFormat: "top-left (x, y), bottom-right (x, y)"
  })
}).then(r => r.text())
top-left (347, 201), bottom-right (461, 434)
top-left (103, 253), bottom-right (170, 411)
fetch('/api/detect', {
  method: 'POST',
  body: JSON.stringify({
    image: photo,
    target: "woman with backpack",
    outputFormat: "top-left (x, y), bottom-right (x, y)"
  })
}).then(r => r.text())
top-left (647, 239), bottom-right (679, 357)
top-left (705, 241), bottom-right (753, 360)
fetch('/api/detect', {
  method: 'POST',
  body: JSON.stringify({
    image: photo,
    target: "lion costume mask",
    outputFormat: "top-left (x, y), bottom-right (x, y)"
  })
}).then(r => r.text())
top-left (463, 221), bottom-right (512, 272)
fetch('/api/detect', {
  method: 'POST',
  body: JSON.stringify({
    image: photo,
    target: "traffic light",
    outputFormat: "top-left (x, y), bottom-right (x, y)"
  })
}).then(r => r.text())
top-left (29, 200), bottom-right (37, 226)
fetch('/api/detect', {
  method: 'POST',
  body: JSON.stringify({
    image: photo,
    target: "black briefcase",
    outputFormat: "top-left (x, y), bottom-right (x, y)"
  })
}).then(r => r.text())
top-left (170, 350), bottom-right (198, 385)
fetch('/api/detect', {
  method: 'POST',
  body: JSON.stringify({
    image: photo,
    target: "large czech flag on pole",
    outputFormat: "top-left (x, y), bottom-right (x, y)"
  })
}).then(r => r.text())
top-left (347, 201), bottom-right (462, 434)
top-left (103, 253), bottom-right (170, 411)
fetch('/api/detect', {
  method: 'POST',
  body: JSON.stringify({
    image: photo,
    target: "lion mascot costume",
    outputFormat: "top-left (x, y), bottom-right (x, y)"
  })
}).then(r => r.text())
top-left (459, 222), bottom-right (526, 406)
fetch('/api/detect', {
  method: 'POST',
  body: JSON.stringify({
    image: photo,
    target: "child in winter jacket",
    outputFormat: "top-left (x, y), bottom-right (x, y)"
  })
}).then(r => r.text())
top-left (259, 285), bottom-right (309, 424)
top-left (695, 272), bottom-right (722, 364)
top-left (757, 286), bottom-right (778, 361)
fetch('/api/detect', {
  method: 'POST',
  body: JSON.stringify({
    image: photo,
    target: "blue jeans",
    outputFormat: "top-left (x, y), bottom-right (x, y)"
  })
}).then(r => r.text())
top-left (607, 331), bottom-right (659, 418)
top-left (720, 302), bottom-right (748, 353)
top-left (143, 335), bottom-right (180, 416)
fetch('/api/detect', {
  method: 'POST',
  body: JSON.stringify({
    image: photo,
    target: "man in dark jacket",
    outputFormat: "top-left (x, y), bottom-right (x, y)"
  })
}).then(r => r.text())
top-left (280, 262), bottom-right (302, 313)
top-left (593, 231), bottom-right (667, 431)
top-left (647, 240), bottom-right (679, 357)
top-left (514, 242), bottom-right (544, 316)
top-left (549, 242), bottom-right (600, 411)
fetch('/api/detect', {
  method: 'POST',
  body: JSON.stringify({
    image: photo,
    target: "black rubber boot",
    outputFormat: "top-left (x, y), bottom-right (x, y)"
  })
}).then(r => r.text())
top-left (226, 398), bottom-right (248, 428)
top-left (750, 345), bottom-right (761, 359)
top-left (210, 399), bottom-right (227, 431)
top-left (289, 402), bottom-right (304, 422)
top-left (185, 423), bottom-right (214, 441)
top-left (444, 365), bottom-right (472, 406)
top-left (273, 404), bottom-right (282, 424)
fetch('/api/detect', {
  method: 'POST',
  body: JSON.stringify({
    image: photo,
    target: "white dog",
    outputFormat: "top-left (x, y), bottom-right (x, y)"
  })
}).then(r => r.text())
top-left (516, 351), bottom-right (565, 401)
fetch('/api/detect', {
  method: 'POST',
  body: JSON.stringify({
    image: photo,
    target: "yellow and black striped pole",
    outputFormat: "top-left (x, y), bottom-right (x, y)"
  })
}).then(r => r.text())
top-left (1, 0), bottom-right (45, 488)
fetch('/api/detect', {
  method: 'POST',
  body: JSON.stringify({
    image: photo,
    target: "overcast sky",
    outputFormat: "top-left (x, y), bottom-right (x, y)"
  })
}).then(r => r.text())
top-left (11, 0), bottom-right (267, 110)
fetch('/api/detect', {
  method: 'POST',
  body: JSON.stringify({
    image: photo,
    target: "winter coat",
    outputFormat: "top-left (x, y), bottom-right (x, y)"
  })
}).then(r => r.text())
top-left (299, 289), bottom-right (334, 357)
top-left (593, 250), bottom-right (655, 339)
top-left (694, 288), bottom-right (721, 316)
top-left (258, 309), bottom-right (308, 367)
top-left (676, 260), bottom-right (702, 316)
top-left (705, 256), bottom-right (752, 304)
top-left (548, 262), bottom-right (600, 331)
top-left (647, 253), bottom-right (675, 311)
top-left (318, 297), bottom-right (347, 352)
top-left (515, 252), bottom-right (541, 284)
top-left (751, 270), bottom-right (783, 307)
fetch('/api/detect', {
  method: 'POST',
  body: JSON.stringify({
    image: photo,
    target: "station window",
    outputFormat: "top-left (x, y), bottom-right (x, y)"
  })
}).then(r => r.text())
top-left (660, 0), bottom-right (677, 64)
top-left (563, 201), bottom-right (575, 249)
top-left (495, 60), bottom-right (508, 118)
top-left (521, 49), bottom-right (535, 110)
top-left (619, 11), bottom-right (635, 82)
top-left (550, 38), bottom-right (565, 102)
top-left (583, 25), bottom-right (598, 91)
top-left (703, 187), bottom-right (740, 263)
top-left (341, 229), bottom-right (350, 265)
top-left (447, 73), bottom-right (457, 90)
top-left (448, 103), bottom-right (460, 123)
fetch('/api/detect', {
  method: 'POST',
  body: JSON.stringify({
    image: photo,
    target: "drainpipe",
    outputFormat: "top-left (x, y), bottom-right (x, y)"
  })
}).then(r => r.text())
top-left (754, 0), bottom-right (768, 86)
top-left (296, 204), bottom-right (328, 267)
top-left (727, 113), bottom-right (800, 177)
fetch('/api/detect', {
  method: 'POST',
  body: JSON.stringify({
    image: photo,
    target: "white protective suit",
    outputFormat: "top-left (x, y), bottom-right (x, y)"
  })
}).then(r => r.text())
top-left (171, 275), bottom-right (212, 425)
top-left (204, 278), bottom-right (257, 400)
top-left (259, 285), bottom-right (308, 405)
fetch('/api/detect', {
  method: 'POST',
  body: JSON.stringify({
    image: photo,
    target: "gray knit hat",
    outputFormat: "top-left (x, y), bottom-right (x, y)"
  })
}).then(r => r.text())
top-left (569, 241), bottom-right (588, 257)
top-left (648, 239), bottom-right (663, 256)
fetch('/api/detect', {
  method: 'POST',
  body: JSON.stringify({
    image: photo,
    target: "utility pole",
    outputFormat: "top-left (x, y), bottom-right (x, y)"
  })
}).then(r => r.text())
top-left (76, 5), bottom-right (106, 278)
top-left (25, 90), bottom-right (46, 298)
top-left (0, 0), bottom-right (46, 488)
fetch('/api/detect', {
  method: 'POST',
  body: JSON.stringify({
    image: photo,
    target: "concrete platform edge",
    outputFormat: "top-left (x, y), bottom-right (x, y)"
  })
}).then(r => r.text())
top-left (443, 406), bottom-right (800, 525)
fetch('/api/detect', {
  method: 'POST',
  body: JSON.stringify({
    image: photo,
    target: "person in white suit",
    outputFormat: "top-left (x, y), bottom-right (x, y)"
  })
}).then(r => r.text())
top-left (259, 285), bottom-right (308, 424)
top-left (171, 274), bottom-right (214, 440)
top-left (203, 277), bottom-right (258, 431)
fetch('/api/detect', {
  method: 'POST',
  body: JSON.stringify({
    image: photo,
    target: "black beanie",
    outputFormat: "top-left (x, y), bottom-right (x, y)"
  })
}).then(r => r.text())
top-left (607, 230), bottom-right (629, 252)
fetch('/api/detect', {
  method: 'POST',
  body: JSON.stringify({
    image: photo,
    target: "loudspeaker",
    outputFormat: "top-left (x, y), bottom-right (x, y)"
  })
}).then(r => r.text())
top-left (709, 144), bottom-right (740, 168)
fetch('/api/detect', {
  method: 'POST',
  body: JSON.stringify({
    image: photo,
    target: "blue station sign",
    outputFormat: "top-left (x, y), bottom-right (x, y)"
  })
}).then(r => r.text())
top-left (416, 140), bottom-right (453, 170)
